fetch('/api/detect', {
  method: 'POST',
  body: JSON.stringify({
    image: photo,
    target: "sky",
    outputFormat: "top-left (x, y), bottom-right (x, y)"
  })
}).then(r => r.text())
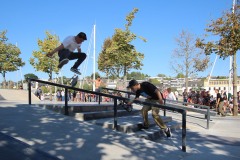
top-left (0, 0), bottom-right (239, 82)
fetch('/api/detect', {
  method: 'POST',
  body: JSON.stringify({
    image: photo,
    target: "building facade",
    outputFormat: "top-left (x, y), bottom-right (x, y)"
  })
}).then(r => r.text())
top-left (203, 78), bottom-right (240, 95)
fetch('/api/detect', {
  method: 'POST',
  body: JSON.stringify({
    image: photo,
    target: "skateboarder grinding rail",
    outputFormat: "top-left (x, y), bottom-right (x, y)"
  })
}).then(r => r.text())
top-left (46, 32), bottom-right (87, 75)
top-left (127, 79), bottom-right (172, 137)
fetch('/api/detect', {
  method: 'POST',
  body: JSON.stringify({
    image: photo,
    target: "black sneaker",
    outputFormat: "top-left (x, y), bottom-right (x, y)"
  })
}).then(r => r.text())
top-left (70, 68), bottom-right (81, 75)
top-left (164, 127), bottom-right (172, 138)
top-left (58, 58), bottom-right (69, 68)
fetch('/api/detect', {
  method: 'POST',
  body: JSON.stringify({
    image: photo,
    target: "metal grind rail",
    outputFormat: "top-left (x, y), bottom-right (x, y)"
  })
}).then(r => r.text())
top-left (102, 87), bottom-right (212, 129)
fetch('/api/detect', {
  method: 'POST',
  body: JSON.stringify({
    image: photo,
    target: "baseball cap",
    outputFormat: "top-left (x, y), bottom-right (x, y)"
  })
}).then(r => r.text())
top-left (77, 32), bottom-right (87, 40)
top-left (127, 80), bottom-right (138, 88)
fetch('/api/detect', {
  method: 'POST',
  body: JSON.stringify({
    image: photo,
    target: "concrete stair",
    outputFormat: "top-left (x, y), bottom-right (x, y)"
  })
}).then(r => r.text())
top-left (88, 114), bottom-right (182, 141)
top-left (37, 103), bottom-right (182, 142)
top-left (38, 104), bottom-right (140, 121)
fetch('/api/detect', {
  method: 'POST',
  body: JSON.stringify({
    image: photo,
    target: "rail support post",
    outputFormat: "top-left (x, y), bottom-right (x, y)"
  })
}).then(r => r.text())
top-left (113, 98), bottom-right (118, 130)
top-left (64, 88), bottom-right (69, 115)
top-left (182, 110), bottom-right (187, 152)
top-left (28, 79), bottom-right (32, 105)
top-left (207, 107), bottom-right (210, 129)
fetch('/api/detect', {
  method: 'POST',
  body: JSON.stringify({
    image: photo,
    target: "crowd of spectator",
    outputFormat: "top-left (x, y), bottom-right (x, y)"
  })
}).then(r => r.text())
top-left (163, 87), bottom-right (240, 115)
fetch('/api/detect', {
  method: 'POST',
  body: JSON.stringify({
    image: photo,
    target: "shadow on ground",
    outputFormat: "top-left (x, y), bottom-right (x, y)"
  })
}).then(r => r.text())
top-left (0, 102), bottom-right (239, 160)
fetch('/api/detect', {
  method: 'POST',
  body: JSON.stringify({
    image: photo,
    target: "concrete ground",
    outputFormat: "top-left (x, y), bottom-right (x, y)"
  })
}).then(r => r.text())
top-left (0, 98), bottom-right (240, 159)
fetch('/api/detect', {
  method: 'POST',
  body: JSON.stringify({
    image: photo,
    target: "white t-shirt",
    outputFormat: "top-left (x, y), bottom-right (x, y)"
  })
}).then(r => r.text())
top-left (62, 36), bottom-right (81, 52)
top-left (166, 92), bottom-right (176, 101)
top-left (175, 91), bottom-right (179, 98)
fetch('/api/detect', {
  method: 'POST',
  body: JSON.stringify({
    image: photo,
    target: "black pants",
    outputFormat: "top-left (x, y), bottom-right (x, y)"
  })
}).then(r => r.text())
top-left (58, 49), bottom-right (87, 69)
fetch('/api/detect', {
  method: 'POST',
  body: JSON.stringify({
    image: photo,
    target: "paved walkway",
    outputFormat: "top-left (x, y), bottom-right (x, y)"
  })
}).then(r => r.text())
top-left (0, 101), bottom-right (240, 160)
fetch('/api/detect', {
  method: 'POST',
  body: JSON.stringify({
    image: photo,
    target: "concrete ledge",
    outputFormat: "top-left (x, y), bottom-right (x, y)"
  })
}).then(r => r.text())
top-left (38, 104), bottom-right (125, 113)
top-left (73, 110), bottom-right (140, 121)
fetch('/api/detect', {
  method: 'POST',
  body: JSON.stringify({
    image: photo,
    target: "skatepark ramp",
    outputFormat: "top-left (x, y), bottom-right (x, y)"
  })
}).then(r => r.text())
top-left (28, 78), bottom-right (187, 152)
top-left (0, 89), bottom-right (40, 102)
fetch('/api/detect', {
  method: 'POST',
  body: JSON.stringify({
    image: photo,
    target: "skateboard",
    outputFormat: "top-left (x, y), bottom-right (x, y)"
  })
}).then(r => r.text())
top-left (70, 75), bottom-right (78, 87)
top-left (118, 100), bottom-right (133, 112)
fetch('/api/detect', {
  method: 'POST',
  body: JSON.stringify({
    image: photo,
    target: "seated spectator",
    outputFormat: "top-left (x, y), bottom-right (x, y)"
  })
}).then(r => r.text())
top-left (228, 95), bottom-right (233, 115)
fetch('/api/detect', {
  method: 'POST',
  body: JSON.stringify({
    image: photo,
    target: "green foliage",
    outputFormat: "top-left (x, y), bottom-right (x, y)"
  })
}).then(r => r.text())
top-left (157, 74), bottom-right (166, 77)
top-left (24, 73), bottom-right (38, 82)
top-left (196, 6), bottom-right (240, 58)
top-left (127, 71), bottom-right (147, 80)
top-left (98, 8), bottom-right (146, 79)
top-left (0, 30), bottom-right (25, 83)
top-left (30, 31), bottom-right (60, 80)
top-left (149, 78), bottom-right (160, 86)
top-left (91, 72), bottom-right (101, 79)
top-left (83, 83), bottom-right (92, 90)
top-left (41, 86), bottom-right (49, 93)
top-left (176, 73), bottom-right (185, 78)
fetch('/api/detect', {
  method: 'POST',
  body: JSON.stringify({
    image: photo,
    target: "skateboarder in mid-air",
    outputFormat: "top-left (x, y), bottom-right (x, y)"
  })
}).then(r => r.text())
top-left (46, 32), bottom-right (87, 75)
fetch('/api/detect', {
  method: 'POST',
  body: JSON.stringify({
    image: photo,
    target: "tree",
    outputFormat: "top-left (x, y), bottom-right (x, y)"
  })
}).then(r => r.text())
top-left (98, 38), bottom-right (113, 79)
top-left (98, 8), bottom-right (146, 86)
top-left (30, 31), bottom-right (60, 100)
top-left (176, 73), bottom-right (185, 78)
top-left (196, 5), bottom-right (240, 116)
top-left (171, 30), bottom-right (210, 92)
top-left (0, 30), bottom-right (25, 88)
top-left (24, 73), bottom-right (38, 82)
top-left (91, 72), bottom-right (101, 79)
top-left (157, 74), bottom-right (166, 77)
top-left (127, 71), bottom-right (147, 80)
top-left (149, 78), bottom-right (160, 86)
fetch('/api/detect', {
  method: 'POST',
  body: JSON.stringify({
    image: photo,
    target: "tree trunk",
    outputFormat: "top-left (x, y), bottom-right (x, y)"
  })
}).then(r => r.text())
top-left (185, 76), bottom-right (189, 92)
top-left (232, 52), bottom-right (238, 116)
top-left (123, 66), bottom-right (127, 88)
top-left (49, 71), bottom-right (53, 101)
top-left (2, 72), bottom-right (6, 89)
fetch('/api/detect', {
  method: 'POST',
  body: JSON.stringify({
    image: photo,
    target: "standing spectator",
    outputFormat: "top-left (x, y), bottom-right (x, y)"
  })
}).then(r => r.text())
top-left (56, 90), bottom-right (61, 101)
top-left (68, 90), bottom-right (72, 101)
top-left (73, 91), bottom-right (77, 102)
top-left (215, 89), bottom-right (226, 117)
top-left (88, 93), bottom-right (92, 102)
top-left (174, 91), bottom-right (179, 101)
top-left (61, 90), bottom-right (65, 101)
top-left (162, 89), bottom-right (168, 102)
top-left (76, 91), bottom-right (80, 102)
top-left (36, 87), bottom-right (42, 100)
top-left (182, 89), bottom-right (188, 103)
top-left (166, 88), bottom-right (176, 101)
top-left (95, 76), bottom-right (104, 102)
